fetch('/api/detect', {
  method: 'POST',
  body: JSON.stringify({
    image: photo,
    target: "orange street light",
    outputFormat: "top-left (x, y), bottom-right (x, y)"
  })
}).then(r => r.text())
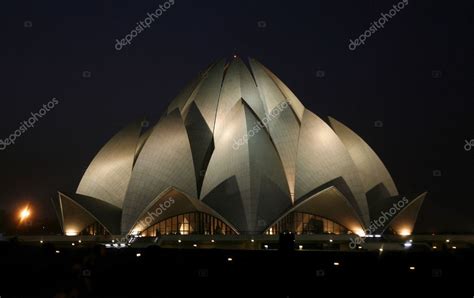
top-left (19, 205), bottom-right (31, 222)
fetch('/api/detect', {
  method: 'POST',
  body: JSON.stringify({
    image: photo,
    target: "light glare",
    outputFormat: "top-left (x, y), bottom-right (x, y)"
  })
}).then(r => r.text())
top-left (19, 206), bottom-right (31, 222)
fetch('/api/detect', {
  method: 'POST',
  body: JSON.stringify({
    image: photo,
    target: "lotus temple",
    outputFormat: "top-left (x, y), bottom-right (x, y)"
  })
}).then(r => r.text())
top-left (52, 57), bottom-right (427, 244)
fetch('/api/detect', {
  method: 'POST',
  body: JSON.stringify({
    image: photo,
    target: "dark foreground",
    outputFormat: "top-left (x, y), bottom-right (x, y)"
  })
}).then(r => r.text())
top-left (1, 241), bottom-right (473, 297)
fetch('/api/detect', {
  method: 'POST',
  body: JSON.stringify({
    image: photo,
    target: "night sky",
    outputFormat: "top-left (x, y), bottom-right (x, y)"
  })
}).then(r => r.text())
top-left (1, 0), bottom-right (473, 233)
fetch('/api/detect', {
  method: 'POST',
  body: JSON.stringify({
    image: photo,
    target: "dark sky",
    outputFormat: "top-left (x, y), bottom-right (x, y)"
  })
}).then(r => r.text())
top-left (0, 0), bottom-right (473, 233)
